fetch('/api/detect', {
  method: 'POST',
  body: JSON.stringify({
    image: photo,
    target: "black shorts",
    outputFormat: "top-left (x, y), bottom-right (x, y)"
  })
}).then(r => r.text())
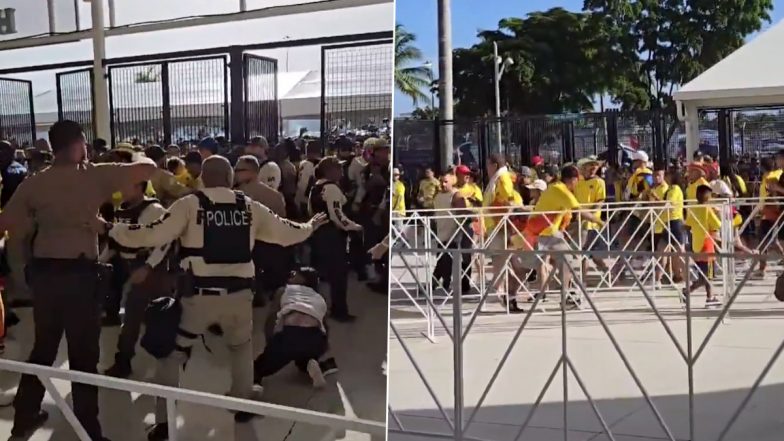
top-left (694, 261), bottom-right (712, 284)
top-left (655, 220), bottom-right (686, 249)
top-left (584, 230), bottom-right (611, 254)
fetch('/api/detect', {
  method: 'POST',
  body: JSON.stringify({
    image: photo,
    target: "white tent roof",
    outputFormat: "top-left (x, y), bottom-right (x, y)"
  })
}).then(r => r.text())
top-left (674, 19), bottom-right (784, 108)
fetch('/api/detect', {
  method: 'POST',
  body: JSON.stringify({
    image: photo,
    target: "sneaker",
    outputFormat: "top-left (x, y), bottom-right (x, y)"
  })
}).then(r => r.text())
top-left (705, 297), bottom-right (723, 307)
top-left (104, 360), bottom-right (132, 379)
top-left (508, 299), bottom-right (525, 314)
top-left (319, 358), bottom-right (339, 376)
top-left (753, 270), bottom-right (765, 279)
top-left (11, 410), bottom-right (49, 437)
top-left (147, 423), bottom-right (168, 441)
top-left (528, 293), bottom-right (547, 303)
top-left (680, 288), bottom-right (690, 303)
top-left (307, 359), bottom-right (327, 388)
top-left (101, 314), bottom-right (122, 327)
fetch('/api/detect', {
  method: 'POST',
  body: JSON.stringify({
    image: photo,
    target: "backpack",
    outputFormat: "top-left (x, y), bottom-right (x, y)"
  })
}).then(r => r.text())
top-left (775, 273), bottom-right (784, 302)
top-left (141, 296), bottom-right (182, 359)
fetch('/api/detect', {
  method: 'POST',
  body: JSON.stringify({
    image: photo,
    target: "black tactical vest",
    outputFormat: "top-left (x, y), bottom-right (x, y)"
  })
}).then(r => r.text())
top-left (309, 180), bottom-right (335, 216)
top-left (110, 199), bottom-right (160, 256)
top-left (192, 191), bottom-right (252, 264)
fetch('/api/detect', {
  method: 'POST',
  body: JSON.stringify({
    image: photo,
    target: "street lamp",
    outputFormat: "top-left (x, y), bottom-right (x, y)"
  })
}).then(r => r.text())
top-left (493, 41), bottom-right (513, 153)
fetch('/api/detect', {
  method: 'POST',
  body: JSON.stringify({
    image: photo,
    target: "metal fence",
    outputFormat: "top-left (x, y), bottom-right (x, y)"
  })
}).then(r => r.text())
top-left (244, 54), bottom-right (279, 144)
top-left (0, 77), bottom-right (35, 147)
top-left (388, 245), bottom-right (778, 441)
top-left (56, 68), bottom-right (95, 143)
top-left (321, 40), bottom-right (394, 142)
top-left (108, 56), bottom-right (229, 146)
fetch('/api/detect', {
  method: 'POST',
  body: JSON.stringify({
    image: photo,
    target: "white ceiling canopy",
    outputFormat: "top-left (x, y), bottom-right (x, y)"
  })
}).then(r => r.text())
top-left (674, 19), bottom-right (784, 109)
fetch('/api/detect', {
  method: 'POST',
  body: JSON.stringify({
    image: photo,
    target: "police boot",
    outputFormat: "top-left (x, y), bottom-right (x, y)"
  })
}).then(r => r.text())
top-left (104, 357), bottom-right (132, 379)
top-left (147, 423), bottom-right (168, 441)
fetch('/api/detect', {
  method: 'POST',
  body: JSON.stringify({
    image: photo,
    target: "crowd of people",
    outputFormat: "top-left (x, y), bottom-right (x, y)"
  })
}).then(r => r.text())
top-left (395, 148), bottom-right (784, 313)
top-left (0, 121), bottom-right (390, 441)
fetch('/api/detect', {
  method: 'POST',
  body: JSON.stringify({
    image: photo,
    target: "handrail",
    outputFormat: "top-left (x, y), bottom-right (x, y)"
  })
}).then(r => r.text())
top-left (0, 358), bottom-right (386, 437)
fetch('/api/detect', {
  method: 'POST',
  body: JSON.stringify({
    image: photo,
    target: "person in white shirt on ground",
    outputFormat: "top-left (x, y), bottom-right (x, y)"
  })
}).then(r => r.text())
top-left (254, 267), bottom-right (332, 388)
top-left (103, 155), bottom-right (326, 440)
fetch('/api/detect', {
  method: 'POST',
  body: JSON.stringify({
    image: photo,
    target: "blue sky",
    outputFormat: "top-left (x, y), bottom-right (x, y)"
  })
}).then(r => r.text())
top-left (394, 0), bottom-right (784, 114)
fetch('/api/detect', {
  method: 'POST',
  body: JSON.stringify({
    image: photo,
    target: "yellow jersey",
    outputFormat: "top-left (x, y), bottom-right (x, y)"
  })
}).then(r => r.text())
top-left (527, 181), bottom-right (581, 237)
top-left (392, 180), bottom-right (406, 214)
top-left (574, 176), bottom-right (606, 231)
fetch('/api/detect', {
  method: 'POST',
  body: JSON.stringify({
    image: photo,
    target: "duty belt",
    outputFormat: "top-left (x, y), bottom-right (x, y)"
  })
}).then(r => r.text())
top-left (193, 276), bottom-right (254, 295)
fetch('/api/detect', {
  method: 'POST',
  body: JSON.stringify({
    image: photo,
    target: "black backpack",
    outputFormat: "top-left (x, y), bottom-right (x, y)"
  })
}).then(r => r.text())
top-left (141, 296), bottom-right (182, 359)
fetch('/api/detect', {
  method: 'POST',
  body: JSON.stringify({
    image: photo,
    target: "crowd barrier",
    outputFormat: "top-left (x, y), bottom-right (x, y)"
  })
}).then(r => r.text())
top-left (0, 358), bottom-right (386, 441)
top-left (390, 197), bottom-right (784, 339)
top-left (388, 247), bottom-right (780, 441)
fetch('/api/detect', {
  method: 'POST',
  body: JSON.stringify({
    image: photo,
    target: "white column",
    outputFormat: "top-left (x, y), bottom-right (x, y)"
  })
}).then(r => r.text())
top-left (684, 103), bottom-right (699, 161)
top-left (91, 0), bottom-right (111, 142)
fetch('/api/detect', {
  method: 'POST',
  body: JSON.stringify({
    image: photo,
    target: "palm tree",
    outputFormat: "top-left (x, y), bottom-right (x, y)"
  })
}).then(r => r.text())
top-left (395, 24), bottom-right (431, 106)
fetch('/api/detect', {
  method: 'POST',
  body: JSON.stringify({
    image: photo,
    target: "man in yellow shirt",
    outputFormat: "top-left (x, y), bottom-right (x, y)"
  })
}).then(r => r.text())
top-left (623, 151), bottom-right (653, 255)
top-left (684, 185), bottom-right (722, 306)
top-left (417, 167), bottom-right (439, 209)
top-left (647, 167), bottom-right (685, 284)
top-left (392, 168), bottom-right (406, 215)
top-left (757, 156), bottom-right (784, 276)
top-left (574, 156), bottom-right (609, 273)
top-left (523, 165), bottom-right (603, 304)
top-left (455, 165), bottom-right (482, 207)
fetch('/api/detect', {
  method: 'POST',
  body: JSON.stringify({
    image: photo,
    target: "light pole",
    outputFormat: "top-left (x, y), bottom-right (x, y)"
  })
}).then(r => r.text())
top-left (493, 41), bottom-right (513, 154)
top-left (437, 0), bottom-right (454, 171)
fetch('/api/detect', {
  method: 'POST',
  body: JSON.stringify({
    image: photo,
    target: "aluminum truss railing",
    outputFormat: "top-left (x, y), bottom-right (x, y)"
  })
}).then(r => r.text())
top-left (388, 247), bottom-right (780, 441)
top-left (0, 358), bottom-right (386, 441)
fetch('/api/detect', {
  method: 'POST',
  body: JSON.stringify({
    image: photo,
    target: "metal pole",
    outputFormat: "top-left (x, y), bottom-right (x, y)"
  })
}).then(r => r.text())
top-left (437, 0), bottom-right (454, 170)
top-left (90, 0), bottom-right (111, 141)
top-left (686, 253), bottom-right (695, 441)
top-left (493, 41), bottom-right (502, 154)
top-left (560, 257), bottom-right (568, 441)
top-left (47, 0), bottom-right (56, 34)
top-left (240, 0), bottom-right (247, 12)
top-left (451, 249), bottom-right (464, 440)
top-left (108, 0), bottom-right (116, 28)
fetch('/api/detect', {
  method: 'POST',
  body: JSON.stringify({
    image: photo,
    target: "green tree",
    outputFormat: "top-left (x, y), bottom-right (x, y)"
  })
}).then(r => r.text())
top-left (410, 106), bottom-right (438, 120)
top-left (452, 8), bottom-right (613, 117)
top-left (584, 0), bottom-right (773, 113)
top-left (395, 24), bottom-right (432, 106)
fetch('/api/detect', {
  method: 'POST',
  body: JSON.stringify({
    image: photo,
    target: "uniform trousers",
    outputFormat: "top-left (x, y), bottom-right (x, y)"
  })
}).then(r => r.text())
top-left (14, 260), bottom-right (104, 439)
top-left (310, 227), bottom-right (350, 317)
top-left (153, 289), bottom-right (254, 423)
top-left (114, 265), bottom-right (172, 364)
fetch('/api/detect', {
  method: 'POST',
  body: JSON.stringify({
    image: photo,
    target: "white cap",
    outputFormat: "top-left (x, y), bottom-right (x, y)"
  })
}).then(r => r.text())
top-left (393, 167), bottom-right (401, 175)
top-left (526, 179), bottom-right (547, 192)
top-left (631, 151), bottom-right (649, 163)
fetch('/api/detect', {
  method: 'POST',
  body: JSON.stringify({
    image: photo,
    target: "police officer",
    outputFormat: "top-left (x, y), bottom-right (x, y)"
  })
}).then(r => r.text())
top-left (296, 140), bottom-right (323, 215)
top-left (103, 155), bottom-right (326, 439)
top-left (234, 155), bottom-right (288, 304)
top-left (101, 181), bottom-right (172, 378)
top-left (309, 156), bottom-right (363, 322)
top-left (335, 136), bottom-right (368, 280)
top-left (0, 120), bottom-right (156, 440)
top-left (355, 138), bottom-right (391, 293)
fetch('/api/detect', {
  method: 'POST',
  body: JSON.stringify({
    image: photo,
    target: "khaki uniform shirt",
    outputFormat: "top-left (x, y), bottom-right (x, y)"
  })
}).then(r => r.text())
top-left (150, 168), bottom-right (191, 206)
top-left (2, 162), bottom-right (147, 259)
top-left (237, 181), bottom-right (286, 217)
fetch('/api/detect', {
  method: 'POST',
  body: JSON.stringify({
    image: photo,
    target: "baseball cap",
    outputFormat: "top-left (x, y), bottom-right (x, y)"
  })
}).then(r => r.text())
top-left (576, 155), bottom-right (600, 167)
top-left (631, 151), bottom-right (649, 163)
top-left (525, 179), bottom-right (547, 192)
top-left (393, 167), bottom-right (401, 176)
top-left (531, 155), bottom-right (544, 166)
top-left (455, 164), bottom-right (471, 175)
top-left (519, 166), bottom-right (533, 177)
top-left (197, 137), bottom-right (219, 154)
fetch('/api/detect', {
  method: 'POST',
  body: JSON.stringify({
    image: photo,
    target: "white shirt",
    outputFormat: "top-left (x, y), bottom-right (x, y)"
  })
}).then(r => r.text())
top-left (349, 156), bottom-right (368, 203)
top-left (433, 190), bottom-right (459, 243)
top-left (311, 181), bottom-right (361, 231)
top-left (259, 161), bottom-right (281, 190)
top-left (109, 187), bottom-right (316, 279)
top-left (100, 199), bottom-right (171, 267)
top-left (296, 160), bottom-right (316, 207)
top-left (277, 284), bottom-right (327, 332)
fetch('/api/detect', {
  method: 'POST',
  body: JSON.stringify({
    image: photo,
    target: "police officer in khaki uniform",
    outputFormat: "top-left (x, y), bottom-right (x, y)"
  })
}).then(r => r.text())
top-left (0, 120), bottom-right (156, 440)
top-left (143, 145), bottom-right (192, 207)
top-left (100, 180), bottom-right (172, 378)
top-left (309, 157), bottom-right (363, 322)
top-left (104, 155), bottom-right (326, 440)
